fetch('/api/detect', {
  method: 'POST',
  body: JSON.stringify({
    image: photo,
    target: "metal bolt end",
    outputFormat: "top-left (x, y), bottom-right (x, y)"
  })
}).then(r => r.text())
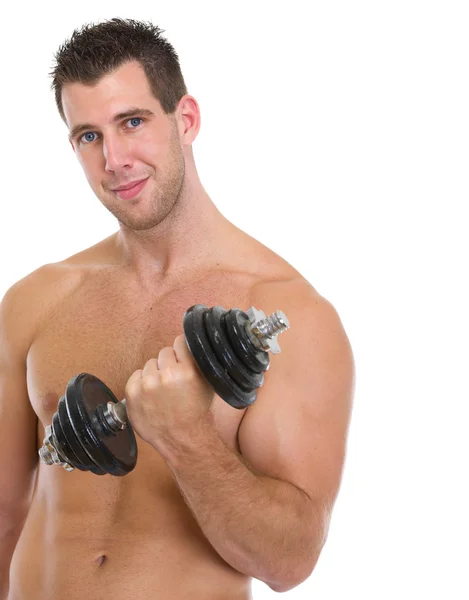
top-left (246, 307), bottom-right (290, 354)
top-left (257, 310), bottom-right (290, 337)
top-left (102, 400), bottom-right (127, 432)
top-left (38, 425), bottom-right (75, 472)
top-left (38, 443), bottom-right (54, 465)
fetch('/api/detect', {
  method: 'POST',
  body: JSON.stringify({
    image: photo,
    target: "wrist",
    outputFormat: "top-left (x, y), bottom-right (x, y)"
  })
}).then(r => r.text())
top-left (152, 410), bottom-right (217, 464)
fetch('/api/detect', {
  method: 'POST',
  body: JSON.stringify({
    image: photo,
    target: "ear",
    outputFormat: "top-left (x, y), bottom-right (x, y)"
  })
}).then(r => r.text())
top-left (176, 95), bottom-right (201, 145)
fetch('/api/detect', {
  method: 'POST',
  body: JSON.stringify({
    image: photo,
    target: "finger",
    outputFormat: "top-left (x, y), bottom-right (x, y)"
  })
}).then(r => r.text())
top-left (127, 368), bottom-right (143, 383)
top-left (125, 368), bottom-right (143, 399)
top-left (141, 357), bottom-right (159, 377)
top-left (157, 346), bottom-right (178, 370)
top-left (173, 334), bottom-right (193, 363)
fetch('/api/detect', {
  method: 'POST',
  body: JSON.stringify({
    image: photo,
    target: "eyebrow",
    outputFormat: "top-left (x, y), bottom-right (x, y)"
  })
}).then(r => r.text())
top-left (68, 107), bottom-right (155, 141)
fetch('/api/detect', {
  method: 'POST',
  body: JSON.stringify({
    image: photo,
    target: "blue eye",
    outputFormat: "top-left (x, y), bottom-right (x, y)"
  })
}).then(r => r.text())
top-left (77, 117), bottom-right (143, 145)
top-left (128, 117), bottom-right (142, 128)
top-left (81, 131), bottom-right (97, 144)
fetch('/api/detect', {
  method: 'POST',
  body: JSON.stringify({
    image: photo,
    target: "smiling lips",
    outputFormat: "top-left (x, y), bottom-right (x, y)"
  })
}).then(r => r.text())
top-left (112, 177), bottom-right (149, 200)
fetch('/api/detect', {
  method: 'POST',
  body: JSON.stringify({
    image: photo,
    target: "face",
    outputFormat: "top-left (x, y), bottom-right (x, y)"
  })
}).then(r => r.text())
top-left (62, 61), bottom-right (193, 231)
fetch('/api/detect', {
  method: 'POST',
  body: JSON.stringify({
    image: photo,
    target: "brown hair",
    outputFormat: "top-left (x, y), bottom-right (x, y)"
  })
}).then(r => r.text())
top-left (50, 17), bottom-right (188, 121)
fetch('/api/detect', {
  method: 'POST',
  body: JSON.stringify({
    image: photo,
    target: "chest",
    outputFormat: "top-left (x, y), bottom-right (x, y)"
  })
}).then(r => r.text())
top-left (27, 275), bottom-right (256, 455)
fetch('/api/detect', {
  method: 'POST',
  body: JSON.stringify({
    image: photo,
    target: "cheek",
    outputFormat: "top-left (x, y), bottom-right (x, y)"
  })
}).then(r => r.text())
top-left (76, 149), bottom-right (91, 171)
top-left (139, 131), bottom-right (171, 161)
top-left (78, 151), bottom-right (101, 179)
top-left (138, 140), bottom-right (160, 165)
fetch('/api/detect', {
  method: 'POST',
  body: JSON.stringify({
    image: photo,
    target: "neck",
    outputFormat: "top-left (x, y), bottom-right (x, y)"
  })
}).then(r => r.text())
top-left (113, 168), bottom-right (234, 288)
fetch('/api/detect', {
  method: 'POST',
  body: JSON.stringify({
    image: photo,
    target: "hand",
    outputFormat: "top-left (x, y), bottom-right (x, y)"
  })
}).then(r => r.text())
top-left (124, 334), bottom-right (216, 449)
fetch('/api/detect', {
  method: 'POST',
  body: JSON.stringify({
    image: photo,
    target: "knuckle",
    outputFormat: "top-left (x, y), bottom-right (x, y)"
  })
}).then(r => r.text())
top-left (141, 375), bottom-right (158, 393)
top-left (125, 379), bottom-right (138, 398)
top-left (161, 366), bottom-right (177, 384)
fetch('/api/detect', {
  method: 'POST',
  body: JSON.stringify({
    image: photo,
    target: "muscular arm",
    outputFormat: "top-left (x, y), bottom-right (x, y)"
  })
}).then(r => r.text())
top-left (155, 285), bottom-right (355, 593)
top-left (159, 418), bottom-right (323, 592)
top-left (0, 278), bottom-right (40, 598)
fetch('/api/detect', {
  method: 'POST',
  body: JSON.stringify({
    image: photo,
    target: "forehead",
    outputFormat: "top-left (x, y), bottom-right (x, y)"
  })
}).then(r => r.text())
top-left (61, 61), bottom-right (163, 127)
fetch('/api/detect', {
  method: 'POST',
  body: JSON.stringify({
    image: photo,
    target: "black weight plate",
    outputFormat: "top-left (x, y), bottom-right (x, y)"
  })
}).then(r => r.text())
top-left (50, 409), bottom-right (83, 469)
top-left (64, 373), bottom-right (137, 476)
top-left (183, 305), bottom-right (257, 409)
top-left (65, 373), bottom-right (137, 476)
top-left (223, 309), bottom-right (270, 374)
top-left (51, 401), bottom-right (83, 471)
top-left (204, 306), bottom-right (264, 391)
top-left (56, 395), bottom-right (104, 474)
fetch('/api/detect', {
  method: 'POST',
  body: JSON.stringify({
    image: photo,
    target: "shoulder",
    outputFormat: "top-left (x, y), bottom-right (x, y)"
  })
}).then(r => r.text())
top-left (250, 274), bottom-right (355, 398)
top-left (235, 232), bottom-right (352, 349)
top-left (2, 261), bottom-right (86, 305)
top-left (0, 262), bottom-right (86, 357)
top-left (251, 274), bottom-right (337, 329)
top-left (0, 232), bottom-right (118, 329)
top-left (251, 276), bottom-right (355, 395)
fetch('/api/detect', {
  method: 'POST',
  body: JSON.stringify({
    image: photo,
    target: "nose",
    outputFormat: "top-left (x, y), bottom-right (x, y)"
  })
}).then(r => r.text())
top-left (103, 135), bottom-right (133, 172)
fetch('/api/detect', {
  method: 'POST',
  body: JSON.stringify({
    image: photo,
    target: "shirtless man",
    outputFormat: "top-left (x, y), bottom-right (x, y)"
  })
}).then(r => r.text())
top-left (0, 18), bottom-right (355, 600)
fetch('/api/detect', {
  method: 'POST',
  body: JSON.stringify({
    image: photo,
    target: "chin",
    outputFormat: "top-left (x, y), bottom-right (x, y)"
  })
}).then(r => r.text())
top-left (116, 213), bottom-right (160, 232)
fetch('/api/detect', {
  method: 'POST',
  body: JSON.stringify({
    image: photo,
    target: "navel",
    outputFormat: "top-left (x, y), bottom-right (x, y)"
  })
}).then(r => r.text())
top-left (95, 554), bottom-right (107, 567)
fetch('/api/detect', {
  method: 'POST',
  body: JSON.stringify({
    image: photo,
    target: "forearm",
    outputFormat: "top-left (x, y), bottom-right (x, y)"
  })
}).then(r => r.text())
top-left (155, 417), bottom-right (323, 590)
top-left (0, 518), bottom-right (25, 600)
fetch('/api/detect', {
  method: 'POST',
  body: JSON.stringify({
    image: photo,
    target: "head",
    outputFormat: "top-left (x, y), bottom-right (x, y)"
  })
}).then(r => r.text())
top-left (50, 18), bottom-right (201, 231)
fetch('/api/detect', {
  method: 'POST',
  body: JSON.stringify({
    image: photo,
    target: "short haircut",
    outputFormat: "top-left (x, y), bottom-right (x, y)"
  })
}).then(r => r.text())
top-left (50, 17), bottom-right (188, 121)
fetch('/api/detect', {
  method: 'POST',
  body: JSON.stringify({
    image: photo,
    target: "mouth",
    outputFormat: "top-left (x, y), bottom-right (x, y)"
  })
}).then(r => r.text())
top-left (111, 177), bottom-right (149, 200)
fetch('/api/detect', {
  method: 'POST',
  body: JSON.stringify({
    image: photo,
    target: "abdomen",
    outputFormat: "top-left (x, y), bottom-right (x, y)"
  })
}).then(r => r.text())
top-left (9, 468), bottom-right (251, 600)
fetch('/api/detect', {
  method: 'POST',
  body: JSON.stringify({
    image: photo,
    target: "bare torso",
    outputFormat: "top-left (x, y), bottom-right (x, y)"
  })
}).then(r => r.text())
top-left (8, 229), bottom-right (305, 600)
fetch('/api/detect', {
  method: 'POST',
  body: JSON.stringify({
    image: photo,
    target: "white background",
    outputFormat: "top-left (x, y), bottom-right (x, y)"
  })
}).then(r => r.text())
top-left (1, 1), bottom-right (468, 598)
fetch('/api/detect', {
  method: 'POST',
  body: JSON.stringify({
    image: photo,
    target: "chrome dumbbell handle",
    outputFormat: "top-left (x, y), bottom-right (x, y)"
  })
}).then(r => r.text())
top-left (100, 307), bottom-right (290, 433)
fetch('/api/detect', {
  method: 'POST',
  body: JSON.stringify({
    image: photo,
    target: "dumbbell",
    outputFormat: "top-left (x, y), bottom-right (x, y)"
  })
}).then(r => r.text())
top-left (39, 304), bottom-right (290, 477)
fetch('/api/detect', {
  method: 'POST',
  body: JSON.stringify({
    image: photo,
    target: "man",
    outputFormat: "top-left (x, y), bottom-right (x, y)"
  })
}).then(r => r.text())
top-left (0, 18), bottom-right (355, 600)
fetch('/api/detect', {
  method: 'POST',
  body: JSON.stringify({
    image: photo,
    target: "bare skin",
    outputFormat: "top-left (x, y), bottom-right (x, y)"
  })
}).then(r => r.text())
top-left (1, 60), bottom-right (355, 599)
top-left (8, 235), bottom-right (305, 600)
